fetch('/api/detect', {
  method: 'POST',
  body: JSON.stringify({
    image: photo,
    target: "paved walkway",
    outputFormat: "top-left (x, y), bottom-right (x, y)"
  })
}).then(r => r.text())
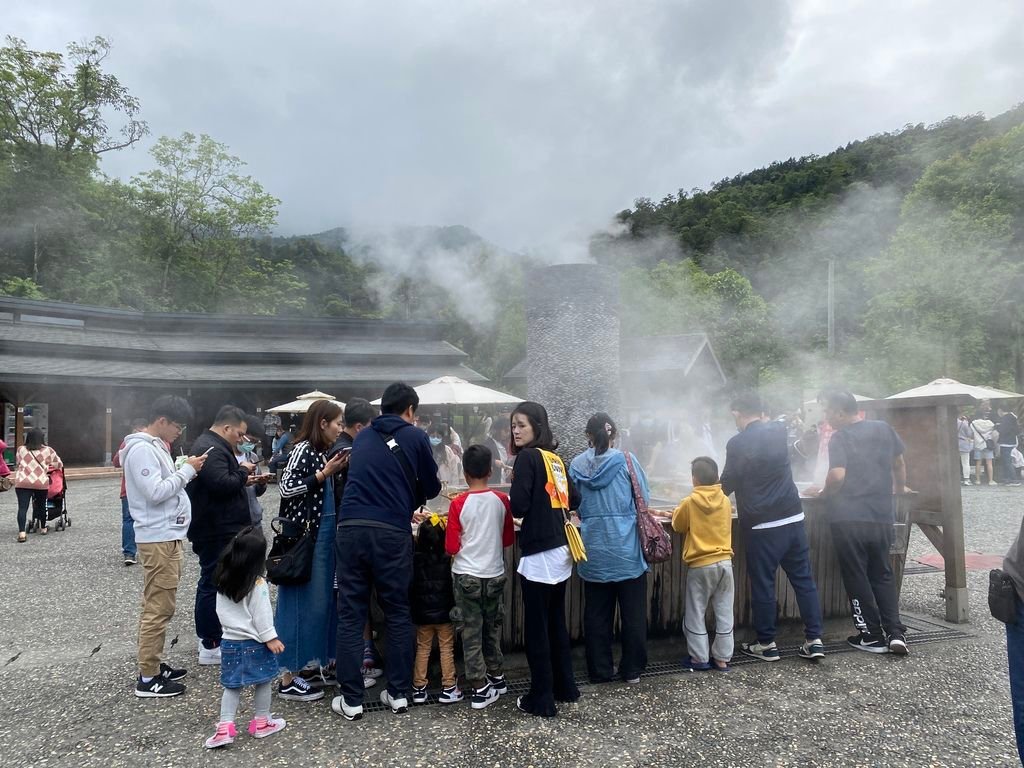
top-left (0, 480), bottom-right (1018, 767)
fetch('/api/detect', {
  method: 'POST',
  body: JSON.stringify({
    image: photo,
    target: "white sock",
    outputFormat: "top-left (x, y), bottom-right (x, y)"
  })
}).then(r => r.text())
top-left (141, 676), bottom-right (154, 683)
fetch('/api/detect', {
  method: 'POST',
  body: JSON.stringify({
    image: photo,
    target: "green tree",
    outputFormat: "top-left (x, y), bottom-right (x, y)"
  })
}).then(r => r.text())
top-left (130, 132), bottom-right (284, 308)
top-left (862, 125), bottom-right (1024, 390)
top-left (0, 36), bottom-right (147, 290)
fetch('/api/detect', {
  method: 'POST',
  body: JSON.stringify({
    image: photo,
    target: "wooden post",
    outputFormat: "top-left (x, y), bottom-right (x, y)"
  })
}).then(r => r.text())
top-left (14, 399), bottom-right (24, 449)
top-left (936, 404), bottom-right (969, 622)
top-left (104, 398), bottom-right (113, 466)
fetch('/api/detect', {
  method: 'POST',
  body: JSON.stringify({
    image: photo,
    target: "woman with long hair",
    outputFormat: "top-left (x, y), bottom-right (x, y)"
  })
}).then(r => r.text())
top-left (14, 428), bottom-right (63, 541)
top-left (273, 400), bottom-right (347, 701)
top-left (509, 401), bottom-right (580, 717)
top-left (569, 413), bottom-right (649, 684)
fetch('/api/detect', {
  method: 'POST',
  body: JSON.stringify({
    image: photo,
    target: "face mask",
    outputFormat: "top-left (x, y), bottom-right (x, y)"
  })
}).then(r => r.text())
top-left (429, 437), bottom-right (443, 447)
top-left (239, 442), bottom-right (256, 453)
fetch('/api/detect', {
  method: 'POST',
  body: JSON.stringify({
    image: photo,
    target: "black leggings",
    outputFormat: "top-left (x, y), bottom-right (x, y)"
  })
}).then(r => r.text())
top-left (15, 487), bottom-right (47, 532)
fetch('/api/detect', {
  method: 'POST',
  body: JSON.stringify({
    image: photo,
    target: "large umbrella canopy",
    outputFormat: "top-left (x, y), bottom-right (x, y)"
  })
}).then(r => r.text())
top-left (887, 377), bottom-right (1024, 401)
top-left (370, 376), bottom-right (523, 407)
top-left (267, 390), bottom-right (346, 413)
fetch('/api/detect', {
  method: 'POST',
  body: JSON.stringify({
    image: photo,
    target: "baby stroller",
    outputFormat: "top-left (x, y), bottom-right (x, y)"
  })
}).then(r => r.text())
top-left (27, 468), bottom-right (70, 532)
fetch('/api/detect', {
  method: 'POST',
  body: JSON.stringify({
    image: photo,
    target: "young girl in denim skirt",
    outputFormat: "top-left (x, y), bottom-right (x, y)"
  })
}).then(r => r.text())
top-left (205, 526), bottom-right (287, 749)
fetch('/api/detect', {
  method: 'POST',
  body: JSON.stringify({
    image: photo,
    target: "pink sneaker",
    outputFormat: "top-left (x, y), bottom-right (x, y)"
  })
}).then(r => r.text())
top-left (248, 715), bottom-right (286, 739)
top-left (204, 721), bottom-right (237, 749)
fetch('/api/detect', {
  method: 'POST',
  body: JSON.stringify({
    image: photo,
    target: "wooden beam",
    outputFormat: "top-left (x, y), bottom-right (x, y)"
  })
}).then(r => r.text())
top-left (917, 522), bottom-right (945, 553)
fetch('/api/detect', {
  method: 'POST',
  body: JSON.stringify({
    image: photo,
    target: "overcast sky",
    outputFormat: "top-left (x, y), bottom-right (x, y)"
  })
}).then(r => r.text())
top-left (8, 0), bottom-right (1024, 252)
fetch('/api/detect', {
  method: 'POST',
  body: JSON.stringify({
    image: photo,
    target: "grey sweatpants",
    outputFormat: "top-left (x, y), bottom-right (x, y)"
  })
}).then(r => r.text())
top-left (683, 560), bottom-right (735, 664)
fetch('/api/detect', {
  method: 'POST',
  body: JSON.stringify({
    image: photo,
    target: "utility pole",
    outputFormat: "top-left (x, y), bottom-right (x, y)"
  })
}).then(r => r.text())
top-left (827, 258), bottom-right (836, 357)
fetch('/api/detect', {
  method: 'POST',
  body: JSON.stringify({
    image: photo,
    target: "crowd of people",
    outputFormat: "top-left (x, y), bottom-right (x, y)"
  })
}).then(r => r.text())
top-left (99, 381), bottom-right (922, 750)
top-left (957, 400), bottom-right (1023, 486)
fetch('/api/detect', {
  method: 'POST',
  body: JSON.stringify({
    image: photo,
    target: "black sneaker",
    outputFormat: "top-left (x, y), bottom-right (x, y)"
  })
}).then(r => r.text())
top-left (486, 673), bottom-right (508, 695)
top-left (847, 632), bottom-right (889, 654)
top-left (159, 662), bottom-right (187, 682)
top-left (299, 666), bottom-right (336, 689)
top-left (887, 634), bottom-right (910, 656)
top-left (135, 675), bottom-right (185, 698)
top-left (412, 685), bottom-right (428, 705)
top-left (471, 684), bottom-right (499, 710)
top-left (278, 676), bottom-right (325, 701)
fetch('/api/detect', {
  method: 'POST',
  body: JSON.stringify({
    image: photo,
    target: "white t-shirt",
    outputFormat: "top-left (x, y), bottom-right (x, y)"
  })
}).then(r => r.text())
top-left (517, 545), bottom-right (573, 584)
top-left (446, 489), bottom-right (514, 579)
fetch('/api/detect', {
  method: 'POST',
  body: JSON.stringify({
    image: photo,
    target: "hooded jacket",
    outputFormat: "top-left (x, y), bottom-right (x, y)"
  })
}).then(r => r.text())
top-left (410, 519), bottom-right (455, 625)
top-left (186, 430), bottom-right (252, 543)
top-left (340, 414), bottom-right (442, 531)
top-left (120, 432), bottom-right (196, 544)
top-left (671, 484), bottom-right (733, 568)
top-left (568, 447), bottom-right (648, 583)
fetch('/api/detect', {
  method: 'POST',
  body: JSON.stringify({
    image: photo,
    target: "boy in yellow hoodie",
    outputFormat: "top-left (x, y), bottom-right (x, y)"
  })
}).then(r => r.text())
top-left (672, 456), bottom-right (734, 671)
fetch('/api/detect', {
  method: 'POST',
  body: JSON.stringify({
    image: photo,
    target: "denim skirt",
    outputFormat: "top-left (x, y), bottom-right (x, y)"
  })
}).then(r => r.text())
top-left (220, 639), bottom-right (279, 688)
top-left (274, 484), bottom-right (337, 672)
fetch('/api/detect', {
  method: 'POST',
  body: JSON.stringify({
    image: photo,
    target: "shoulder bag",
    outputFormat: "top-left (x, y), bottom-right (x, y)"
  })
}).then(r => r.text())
top-left (990, 568), bottom-right (1019, 624)
top-left (624, 452), bottom-right (672, 564)
top-left (267, 457), bottom-right (323, 586)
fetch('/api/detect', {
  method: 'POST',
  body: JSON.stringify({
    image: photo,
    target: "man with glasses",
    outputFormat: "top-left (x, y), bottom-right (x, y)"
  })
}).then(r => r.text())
top-left (187, 405), bottom-right (257, 666)
top-left (122, 395), bottom-right (207, 698)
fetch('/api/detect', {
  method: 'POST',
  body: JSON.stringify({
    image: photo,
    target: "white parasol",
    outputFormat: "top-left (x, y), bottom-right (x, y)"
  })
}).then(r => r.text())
top-left (267, 390), bottom-right (346, 413)
top-left (887, 377), bottom-right (1024, 401)
top-left (370, 376), bottom-right (523, 407)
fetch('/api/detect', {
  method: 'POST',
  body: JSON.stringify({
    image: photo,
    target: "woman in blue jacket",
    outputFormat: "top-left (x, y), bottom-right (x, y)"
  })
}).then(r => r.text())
top-left (569, 413), bottom-right (650, 684)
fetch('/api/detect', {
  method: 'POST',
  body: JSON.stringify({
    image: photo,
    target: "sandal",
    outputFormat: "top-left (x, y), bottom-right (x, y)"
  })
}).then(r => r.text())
top-left (17, 532), bottom-right (26, 543)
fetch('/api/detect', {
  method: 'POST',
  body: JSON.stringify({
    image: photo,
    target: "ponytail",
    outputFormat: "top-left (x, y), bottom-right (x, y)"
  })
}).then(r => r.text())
top-left (585, 412), bottom-right (617, 456)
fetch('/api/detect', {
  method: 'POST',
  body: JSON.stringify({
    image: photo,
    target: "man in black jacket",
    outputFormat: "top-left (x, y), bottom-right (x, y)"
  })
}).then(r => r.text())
top-left (332, 383), bottom-right (441, 721)
top-left (186, 405), bottom-right (255, 665)
top-left (720, 392), bottom-right (824, 663)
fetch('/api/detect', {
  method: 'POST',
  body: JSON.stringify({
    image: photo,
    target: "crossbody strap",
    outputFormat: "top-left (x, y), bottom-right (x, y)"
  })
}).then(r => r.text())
top-left (374, 430), bottom-right (419, 501)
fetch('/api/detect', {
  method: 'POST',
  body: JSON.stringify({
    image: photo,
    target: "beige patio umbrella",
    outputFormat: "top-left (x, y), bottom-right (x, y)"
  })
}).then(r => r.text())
top-left (370, 376), bottom-right (523, 407)
top-left (267, 390), bottom-right (346, 413)
top-left (887, 377), bottom-right (1024, 401)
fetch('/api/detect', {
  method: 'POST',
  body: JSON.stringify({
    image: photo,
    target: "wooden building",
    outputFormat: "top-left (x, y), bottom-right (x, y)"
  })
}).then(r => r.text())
top-left (0, 297), bottom-right (483, 465)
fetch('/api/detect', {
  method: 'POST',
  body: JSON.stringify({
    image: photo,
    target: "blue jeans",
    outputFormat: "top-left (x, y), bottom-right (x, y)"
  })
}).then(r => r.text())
top-left (336, 522), bottom-right (414, 706)
top-left (192, 534), bottom-right (235, 647)
top-left (121, 497), bottom-right (137, 558)
top-left (744, 521), bottom-right (823, 643)
top-left (1008, 598), bottom-right (1024, 763)
top-left (1000, 446), bottom-right (1018, 484)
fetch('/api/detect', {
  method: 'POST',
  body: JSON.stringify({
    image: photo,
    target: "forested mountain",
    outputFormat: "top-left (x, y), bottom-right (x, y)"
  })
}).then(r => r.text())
top-left (2, 36), bottom-right (1022, 396)
top-left (604, 106), bottom-right (1024, 395)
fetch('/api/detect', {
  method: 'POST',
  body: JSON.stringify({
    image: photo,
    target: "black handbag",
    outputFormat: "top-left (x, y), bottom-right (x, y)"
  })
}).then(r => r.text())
top-left (267, 492), bottom-right (320, 587)
top-left (989, 568), bottom-right (1019, 624)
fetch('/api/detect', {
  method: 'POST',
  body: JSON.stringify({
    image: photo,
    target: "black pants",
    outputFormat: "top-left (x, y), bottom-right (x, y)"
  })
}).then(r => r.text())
top-left (830, 521), bottom-right (906, 637)
top-left (336, 523), bottom-right (415, 705)
top-left (583, 573), bottom-right (648, 682)
top-left (519, 576), bottom-right (579, 717)
top-left (15, 487), bottom-right (46, 532)
top-left (192, 535), bottom-right (234, 646)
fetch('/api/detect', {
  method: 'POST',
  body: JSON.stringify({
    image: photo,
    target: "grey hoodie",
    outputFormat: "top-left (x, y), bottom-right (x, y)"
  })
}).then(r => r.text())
top-left (120, 432), bottom-right (197, 544)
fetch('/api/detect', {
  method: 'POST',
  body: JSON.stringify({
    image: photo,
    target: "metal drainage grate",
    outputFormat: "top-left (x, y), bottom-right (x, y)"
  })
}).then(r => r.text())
top-left (356, 617), bottom-right (970, 714)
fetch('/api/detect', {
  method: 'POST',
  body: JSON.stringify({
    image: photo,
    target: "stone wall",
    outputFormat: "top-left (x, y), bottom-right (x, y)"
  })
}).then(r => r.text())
top-left (525, 264), bottom-right (620, 462)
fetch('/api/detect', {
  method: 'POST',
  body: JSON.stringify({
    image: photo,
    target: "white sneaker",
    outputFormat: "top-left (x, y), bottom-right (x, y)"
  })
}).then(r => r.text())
top-left (198, 645), bottom-right (222, 666)
top-left (379, 688), bottom-right (408, 714)
top-left (332, 695), bottom-right (363, 721)
top-left (363, 675), bottom-right (377, 689)
top-left (438, 685), bottom-right (463, 705)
